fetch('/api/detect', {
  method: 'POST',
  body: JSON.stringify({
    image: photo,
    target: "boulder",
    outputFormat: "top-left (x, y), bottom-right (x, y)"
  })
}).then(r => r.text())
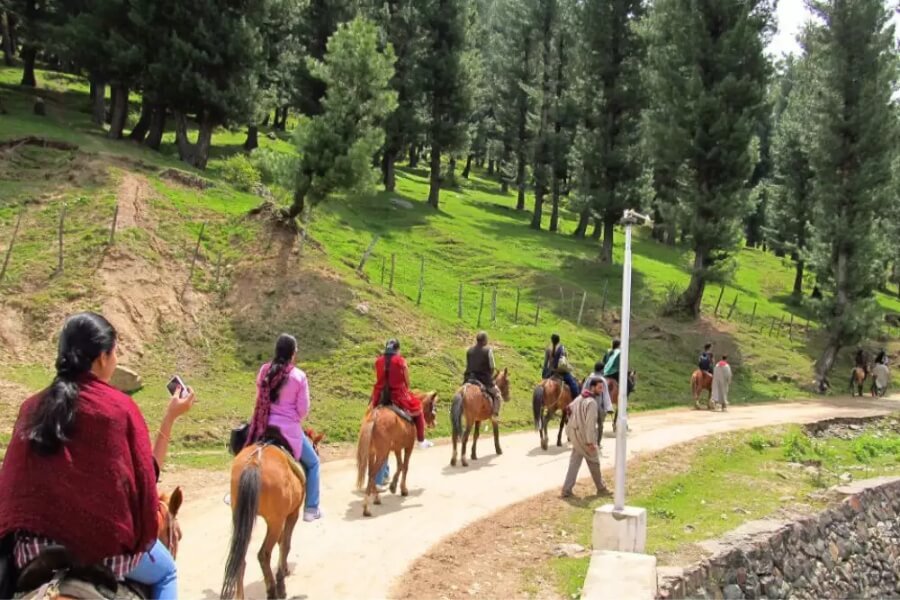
top-left (110, 365), bottom-right (143, 393)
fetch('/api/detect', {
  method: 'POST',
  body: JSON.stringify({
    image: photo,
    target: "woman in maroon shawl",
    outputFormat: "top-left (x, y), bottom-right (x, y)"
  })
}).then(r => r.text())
top-left (0, 312), bottom-right (195, 599)
top-left (370, 339), bottom-right (432, 449)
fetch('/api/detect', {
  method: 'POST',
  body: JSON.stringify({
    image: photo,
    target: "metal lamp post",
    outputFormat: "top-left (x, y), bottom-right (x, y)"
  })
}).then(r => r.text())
top-left (613, 209), bottom-right (652, 511)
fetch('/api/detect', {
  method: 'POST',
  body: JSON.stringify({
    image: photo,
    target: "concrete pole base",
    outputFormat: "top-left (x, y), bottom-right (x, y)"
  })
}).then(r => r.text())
top-left (582, 550), bottom-right (657, 600)
top-left (593, 504), bottom-right (647, 553)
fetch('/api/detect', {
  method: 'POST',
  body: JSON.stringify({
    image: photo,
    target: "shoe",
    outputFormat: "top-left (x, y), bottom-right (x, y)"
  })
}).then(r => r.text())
top-left (418, 439), bottom-right (434, 449)
top-left (223, 493), bottom-right (231, 506)
top-left (376, 485), bottom-right (389, 493)
top-left (561, 491), bottom-right (574, 499)
top-left (303, 507), bottom-right (323, 522)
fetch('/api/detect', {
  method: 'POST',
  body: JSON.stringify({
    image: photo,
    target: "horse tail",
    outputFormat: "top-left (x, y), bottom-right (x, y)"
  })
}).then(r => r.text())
top-left (221, 458), bottom-right (261, 600)
top-left (356, 415), bottom-right (376, 490)
top-left (532, 384), bottom-right (544, 430)
top-left (451, 390), bottom-right (464, 437)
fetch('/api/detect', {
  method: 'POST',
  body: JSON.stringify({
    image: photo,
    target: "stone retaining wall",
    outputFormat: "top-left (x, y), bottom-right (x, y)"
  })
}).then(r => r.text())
top-left (657, 477), bottom-right (900, 599)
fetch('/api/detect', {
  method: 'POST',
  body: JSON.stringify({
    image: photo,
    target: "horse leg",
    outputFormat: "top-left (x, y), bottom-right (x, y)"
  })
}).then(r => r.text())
top-left (364, 451), bottom-right (379, 517)
top-left (258, 521), bottom-right (284, 600)
top-left (540, 409), bottom-right (550, 451)
top-left (276, 508), bottom-right (300, 598)
top-left (493, 419), bottom-right (502, 455)
top-left (557, 412), bottom-right (567, 447)
top-left (389, 449), bottom-right (402, 495)
top-left (451, 428), bottom-right (458, 467)
top-left (471, 421), bottom-right (480, 461)
top-left (461, 422), bottom-right (473, 467)
top-left (400, 446), bottom-right (411, 496)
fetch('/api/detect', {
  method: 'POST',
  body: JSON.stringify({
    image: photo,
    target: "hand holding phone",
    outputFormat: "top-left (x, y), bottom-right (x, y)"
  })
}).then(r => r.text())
top-left (166, 376), bottom-right (189, 399)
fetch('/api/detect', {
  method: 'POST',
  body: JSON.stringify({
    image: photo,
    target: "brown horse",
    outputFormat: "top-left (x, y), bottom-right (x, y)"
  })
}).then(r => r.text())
top-left (691, 369), bottom-right (713, 409)
top-left (356, 391), bottom-right (438, 517)
top-left (850, 367), bottom-right (866, 397)
top-left (157, 488), bottom-right (184, 559)
top-left (221, 444), bottom-right (306, 600)
top-left (532, 376), bottom-right (574, 450)
top-left (605, 371), bottom-right (636, 434)
top-left (450, 369), bottom-right (511, 467)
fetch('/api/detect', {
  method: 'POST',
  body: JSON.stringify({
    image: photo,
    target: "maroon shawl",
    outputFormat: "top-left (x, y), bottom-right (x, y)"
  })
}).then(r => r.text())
top-left (245, 362), bottom-right (294, 447)
top-left (0, 376), bottom-right (158, 564)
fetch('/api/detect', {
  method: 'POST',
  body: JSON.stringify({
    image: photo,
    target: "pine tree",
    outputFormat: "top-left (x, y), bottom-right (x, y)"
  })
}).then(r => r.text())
top-left (420, 0), bottom-right (471, 209)
top-left (765, 55), bottom-right (814, 297)
top-left (287, 17), bottom-right (398, 217)
top-left (805, 0), bottom-right (898, 388)
top-left (295, 0), bottom-right (354, 118)
top-left (645, 0), bottom-right (773, 315)
top-left (529, 0), bottom-right (558, 230)
top-left (569, 0), bottom-right (645, 260)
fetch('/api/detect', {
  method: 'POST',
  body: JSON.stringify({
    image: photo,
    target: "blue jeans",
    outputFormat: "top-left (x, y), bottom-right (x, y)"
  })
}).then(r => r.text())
top-left (562, 373), bottom-right (580, 400)
top-left (299, 430), bottom-right (320, 510)
top-left (376, 462), bottom-right (390, 486)
top-left (127, 539), bottom-right (177, 600)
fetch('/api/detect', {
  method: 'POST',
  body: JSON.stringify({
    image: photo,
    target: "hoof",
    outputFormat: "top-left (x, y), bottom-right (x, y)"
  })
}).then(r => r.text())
top-left (451, 457), bottom-right (457, 467)
top-left (541, 440), bottom-right (548, 451)
top-left (462, 459), bottom-right (468, 467)
top-left (363, 509), bottom-right (372, 517)
top-left (389, 483), bottom-right (398, 494)
top-left (496, 448), bottom-right (503, 456)
top-left (470, 455), bottom-right (478, 461)
top-left (374, 496), bottom-right (382, 505)
top-left (401, 488), bottom-right (409, 497)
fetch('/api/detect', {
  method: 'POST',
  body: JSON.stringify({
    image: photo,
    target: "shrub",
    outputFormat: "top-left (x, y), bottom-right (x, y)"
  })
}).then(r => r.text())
top-left (852, 434), bottom-right (900, 463)
top-left (747, 433), bottom-right (775, 452)
top-left (782, 428), bottom-right (813, 463)
top-left (220, 154), bottom-right (262, 191)
top-left (250, 147), bottom-right (298, 190)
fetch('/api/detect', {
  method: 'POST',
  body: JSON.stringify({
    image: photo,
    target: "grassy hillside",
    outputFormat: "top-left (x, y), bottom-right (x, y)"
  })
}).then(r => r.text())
top-left (1, 65), bottom-right (898, 467)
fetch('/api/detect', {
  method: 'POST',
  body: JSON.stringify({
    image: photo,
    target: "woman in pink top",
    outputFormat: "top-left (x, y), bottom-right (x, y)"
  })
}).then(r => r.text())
top-left (245, 334), bottom-right (321, 521)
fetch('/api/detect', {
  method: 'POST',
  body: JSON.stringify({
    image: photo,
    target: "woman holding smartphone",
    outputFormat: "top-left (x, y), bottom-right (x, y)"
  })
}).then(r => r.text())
top-left (0, 312), bottom-right (195, 599)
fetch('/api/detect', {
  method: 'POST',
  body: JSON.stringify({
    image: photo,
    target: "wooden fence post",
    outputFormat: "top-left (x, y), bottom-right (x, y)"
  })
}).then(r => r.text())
top-left (726, 295), bottom-right (739, 320)
top-left (0, 209), bottom-right (23, 284)
top-left (714, 287), bottom-right (725, 316)
top-left (109, 203), bottom-right (119, 246)
top-left (776, 313), bottom-right (785, 336)
top-left (356, 234), bottom-right (380, 274)
top-left (788, 314), bottom-right (794, 341)
top-left (749, 302), bottom-right (758, 328)
top-left (534, 304), bottom-right (541, 326)
top-left (380, 256), bottom-right (386, 286)
top-left (181, 222), bottom-right (206, 299)
top-left (389, 253), bottom-right (396, 292)
top-left (514, 288), bottom-right (521, 324)
top-left (54, 203), bottom-right (67, 276)
top-left (416, 257), bottom-right (425, 306)
top-left (577, 291), bottom-right (587, 325)
top-left (769, 316), bottom-right (777, 336)
top-left (477, 287), bottom-right (485, 327)
top-left (458, 283), bottom-right (464, 319)
top-left (491, 288), bottom-right (498, 323)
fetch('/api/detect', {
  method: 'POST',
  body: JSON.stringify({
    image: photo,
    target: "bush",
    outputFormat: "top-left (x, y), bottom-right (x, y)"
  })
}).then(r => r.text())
top-left (220, 154), bottom-right (262, 191)
top-left (747, 433), bottom-right (776, 452)
top-left (852, 435), bottom-right (900, 463)
top-left (782, 428), bottom-right (814, 462)
top-left (250, 147), bottom-right (298, 190)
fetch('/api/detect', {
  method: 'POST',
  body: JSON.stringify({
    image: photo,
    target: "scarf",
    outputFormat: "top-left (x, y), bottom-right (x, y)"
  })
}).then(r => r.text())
top-left (246, 362), bottom-right (294, 447)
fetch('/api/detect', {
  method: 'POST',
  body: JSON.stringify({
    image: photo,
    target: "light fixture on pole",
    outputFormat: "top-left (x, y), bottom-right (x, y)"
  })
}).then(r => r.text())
top-left (593, 208), bottom-right (653, 554)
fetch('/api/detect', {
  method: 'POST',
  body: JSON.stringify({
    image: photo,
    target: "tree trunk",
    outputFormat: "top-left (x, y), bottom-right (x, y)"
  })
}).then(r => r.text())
top-left (573, 208), bottom-right (589, 238)
top-left (530, 188), bottom-right (544, 230)
top-left (447, 157), bottom-right (457, 187)
top-left (792, 259), bottom-right (804, 297)
top-left (515, 156), bottom-right (526, 210)
top-left (600, 218), bottom-right (615, 263)
top-left (175, 110), bottom-right (215, 168)
top-left (2, 12), bottom-right (14, 67)
top-left (382, 150), bottom-right (396, 192)
top-left (665, 221), bottom-right (676, 246)
top-left (590, 218), bottom-right (602, 240)
top-left (20, 45), bottom-right (36, 87)
top-left (107, 85), bottom-right (129, 140)
top-left (428, 144), bottom-right (441, 208)
top-left (549, 173), bottom-right (561, 233)
top-left (144, 105), bottom-right (166, 150)
top-left (244, 125), bottom-right (259, 151)
top-left (409, 144), bottom-right (419, 168)
top-left (676, 249), bottom-right (707, 317)
top-left (193, 118), bottom-right (214, 169)
top-left (487, 159), bottom-right (495, 176)
top-left (461, 154), bottom-right (473, 179)
top-left (89, 75), bottom-right (106, 126)
top-left (275, 106), bottom-right (289, 131)
top-left (128, 101), bottom-right (151, 142)
top-left (813, 342), bottom-right (840, 393)
top-left (261, 112), bottom-right (270, 127)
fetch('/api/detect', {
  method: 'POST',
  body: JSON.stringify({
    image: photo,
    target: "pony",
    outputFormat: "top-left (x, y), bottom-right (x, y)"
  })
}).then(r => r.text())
top-left (605, 370), bottom-right (637, 434)
top-left (690, 369), bottom-right (713, 409)
top-left (450, 369), bottom-right (510, 467)
top-left (221, 442), bottom-right (309, 599)
top-left (532, 376), bottom-right (574, 450)
top-left (850, 367), bottom-right (866, 397)
top-left (17, 489), bottom-right (184, 600)
top-left (355, 391), bottom-right (438, 517)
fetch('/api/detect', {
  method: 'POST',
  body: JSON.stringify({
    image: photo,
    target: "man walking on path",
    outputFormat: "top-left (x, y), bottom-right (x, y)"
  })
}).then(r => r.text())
top-left (561, 378), bottom-right (608, 498)
top-left (711, 355), bottom-right (732, 411)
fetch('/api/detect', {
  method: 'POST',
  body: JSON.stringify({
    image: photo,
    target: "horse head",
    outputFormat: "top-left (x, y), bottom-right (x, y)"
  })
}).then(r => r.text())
top-left (304, 427), bottom-right (325, 455)
top-left (157, 487), bottom-right (184, 559)
top-left (422, 391), bottom-right (439, 428)
top-left (496, 367), bottom-right (511, 401)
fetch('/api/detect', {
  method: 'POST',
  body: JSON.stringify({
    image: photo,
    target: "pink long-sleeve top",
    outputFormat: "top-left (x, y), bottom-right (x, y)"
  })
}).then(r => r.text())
top-left (257, 364), bottom-right (310, 460)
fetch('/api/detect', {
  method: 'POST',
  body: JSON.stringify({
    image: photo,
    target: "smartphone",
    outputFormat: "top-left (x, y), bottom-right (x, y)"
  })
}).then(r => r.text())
top-left (166, 375), bottom-right (189, 399)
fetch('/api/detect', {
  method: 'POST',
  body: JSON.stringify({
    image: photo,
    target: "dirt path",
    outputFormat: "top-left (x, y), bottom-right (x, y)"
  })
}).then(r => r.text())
top-left (174, 396), bottom-right (897, 599)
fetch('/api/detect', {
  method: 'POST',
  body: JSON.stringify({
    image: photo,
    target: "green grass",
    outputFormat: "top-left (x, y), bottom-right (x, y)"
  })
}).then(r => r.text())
top-left (1, 64), bottom-right (898, 468)
top-left (548, 420), bottom-right (900, 598)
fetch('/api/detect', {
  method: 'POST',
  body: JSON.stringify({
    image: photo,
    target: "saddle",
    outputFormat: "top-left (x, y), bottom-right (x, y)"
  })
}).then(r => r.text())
top-left (228, 424), bottom-right (295, 457)
top-left (15, 546), bottom-right (148, 600)
top-left (386, 404), bottom-right (413, 424)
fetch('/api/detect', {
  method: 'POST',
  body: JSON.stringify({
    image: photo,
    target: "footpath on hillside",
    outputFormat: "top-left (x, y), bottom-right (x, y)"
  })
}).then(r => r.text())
top-left (170, 396), bottom-right (898, 599)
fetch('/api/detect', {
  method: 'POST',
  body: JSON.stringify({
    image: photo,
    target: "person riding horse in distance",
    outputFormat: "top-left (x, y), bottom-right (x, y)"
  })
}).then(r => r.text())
top-left (463, 331), bottom-right (503, 419)
top-left (370, 339), bottom-right (433, 449)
